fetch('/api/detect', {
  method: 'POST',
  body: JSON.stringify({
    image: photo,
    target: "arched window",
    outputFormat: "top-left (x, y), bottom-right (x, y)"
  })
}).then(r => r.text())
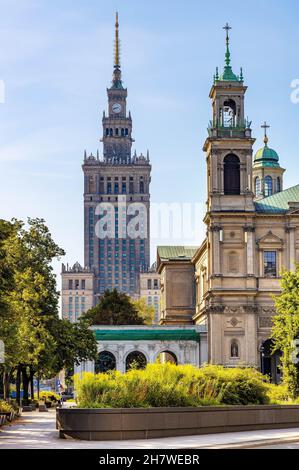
top-left (115, 128), bottom-right (119, 136)
top-left (121, 128), bottom-right (125, 136)
top-left (230, 340), bottom-right (239, 358)
top-left (126, 351), bottom-right (147, 371)
top-left (277, 177), bottom-right (281, 193)
top-left (255, 177), bottom-right (261, 195)
top-left (264, 176), bottom-right (273, 196)
top-left (109, 128), bottom-right (113, 136)
top-left (222, 99), bottom-right (236, 127)
top-left (224, 154), bottom-right (240, 195)
top-left (156, 351), bottom-right (178, 365)
top-left (106, 128), bottom-right (109, 136)
top-left (95, 351), bottom-right (116, 374)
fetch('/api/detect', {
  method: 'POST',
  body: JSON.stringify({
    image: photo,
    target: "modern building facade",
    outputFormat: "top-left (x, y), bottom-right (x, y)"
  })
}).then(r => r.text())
top-left (157, 25), bottom-right (299, 382)
top-left (82, 13), bottom-right (151, 298)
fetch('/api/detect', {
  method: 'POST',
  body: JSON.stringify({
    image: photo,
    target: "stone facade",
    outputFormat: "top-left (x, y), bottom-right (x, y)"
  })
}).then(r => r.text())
top-left (157, 27), bottom-right (299, 381)
top-left (61, 262), bottom-right (95, 322)
top-left (139, 264), bottom-right (161, 323)
top-left (75, 325), bottom-right (208, 375)
top-left (82, 14), bottom-right (151, 298)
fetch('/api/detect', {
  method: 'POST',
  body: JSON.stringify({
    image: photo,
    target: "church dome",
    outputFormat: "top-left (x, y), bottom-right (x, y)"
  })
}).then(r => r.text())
top-left (253, 130), bottom-right (280, 168)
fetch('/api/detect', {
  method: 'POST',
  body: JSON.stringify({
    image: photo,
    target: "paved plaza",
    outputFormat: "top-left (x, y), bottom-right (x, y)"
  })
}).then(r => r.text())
top-left (1, 410), bottom-right (299, 449)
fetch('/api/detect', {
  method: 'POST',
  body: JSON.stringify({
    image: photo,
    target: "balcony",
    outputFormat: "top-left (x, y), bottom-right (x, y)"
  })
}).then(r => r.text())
top-left (207, 119), bottom-right (252, 139)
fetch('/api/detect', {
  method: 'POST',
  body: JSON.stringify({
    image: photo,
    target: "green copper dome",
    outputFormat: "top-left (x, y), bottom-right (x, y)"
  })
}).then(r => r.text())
top-left (254, 140), bottom-right (280, 168)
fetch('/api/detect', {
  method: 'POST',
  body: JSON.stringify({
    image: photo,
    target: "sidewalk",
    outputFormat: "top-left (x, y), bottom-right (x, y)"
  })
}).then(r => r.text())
top-left (1, 410), bottom-right (299, 449)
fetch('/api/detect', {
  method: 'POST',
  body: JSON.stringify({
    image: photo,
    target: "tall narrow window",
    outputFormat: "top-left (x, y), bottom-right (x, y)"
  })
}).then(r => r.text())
top-left (255, 177), bottom-right (261, 195)
top-left (277, 177), bottom-right (281, 193)
top-left (264, 251), bottom-right (277, 277)
top-left (222, 99), bottom-right (236, 127)
top-left (224, 154), bottom-right (240, 195)
top-left (264, 176), bottom-right (273, 196)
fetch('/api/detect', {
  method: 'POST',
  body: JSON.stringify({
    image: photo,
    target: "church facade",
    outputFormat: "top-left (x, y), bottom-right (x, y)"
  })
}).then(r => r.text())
top-left (157, 25), bottom-right (299, 381)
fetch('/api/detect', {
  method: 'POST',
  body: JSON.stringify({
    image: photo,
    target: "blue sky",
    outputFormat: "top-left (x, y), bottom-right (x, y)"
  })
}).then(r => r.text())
top-left (1, 0), bottom-right (299, 283)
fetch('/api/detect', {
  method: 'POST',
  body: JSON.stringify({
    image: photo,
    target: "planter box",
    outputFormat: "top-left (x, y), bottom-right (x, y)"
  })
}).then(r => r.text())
top-left (57, 405), bottom-right (299, 441)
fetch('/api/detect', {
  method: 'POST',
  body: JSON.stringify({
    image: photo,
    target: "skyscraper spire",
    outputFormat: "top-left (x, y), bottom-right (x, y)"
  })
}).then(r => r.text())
top-left (114, 11), bottom-right (120, 68)
top-left (112, 12), bottom-right (123, 89)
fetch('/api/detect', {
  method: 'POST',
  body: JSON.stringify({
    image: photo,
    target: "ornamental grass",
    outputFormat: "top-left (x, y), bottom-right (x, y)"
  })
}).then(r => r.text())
top-left (74, 363), bottom-right (273, 408)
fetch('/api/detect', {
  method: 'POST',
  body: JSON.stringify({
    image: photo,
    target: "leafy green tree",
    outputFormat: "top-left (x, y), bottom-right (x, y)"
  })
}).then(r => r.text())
top-left (0, 217), bottom-right (97, 403)
top-left (131, 297), bottom-right (155, 325)
top-left (0, 219), bottom-right (20, 399)
top-left (271, 266), bottom-right (299, 398)
top-left (83, 289), bottom-right (144, 325)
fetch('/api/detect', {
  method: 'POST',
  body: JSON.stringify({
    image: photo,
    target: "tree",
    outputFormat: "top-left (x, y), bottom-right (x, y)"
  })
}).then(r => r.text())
top-left (271, 266), bottom-right (299, 398)
top-left (131, 298), bottom-right (155, 325)
top-left (0, 217), bottom-right (97, 403)
top-left (0, 219), bottom-right (21, 399)
top-left (50, 318), bottom-right (97, 372)
top-left (83, 289), bottom-right (145, 325)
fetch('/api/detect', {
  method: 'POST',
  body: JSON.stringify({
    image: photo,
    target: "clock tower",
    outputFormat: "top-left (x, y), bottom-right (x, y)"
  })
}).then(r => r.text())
top-left (101, 12), bottom-right (133, 163)
top-left (82, 13), bottom-right (151, 297)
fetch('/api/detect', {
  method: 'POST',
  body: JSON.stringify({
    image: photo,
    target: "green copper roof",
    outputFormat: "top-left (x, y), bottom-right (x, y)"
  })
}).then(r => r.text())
top-left (157, 246), bottom-right (199, 262)
top-left (94, 329), bottom-right (200, 342)
top-left (255, 184), bottom-right (299, 213)
top-left (219, 65), bottom-right (240, 81)
top-left (254, 144), bottom-right (280, 168)
top-left (214, 24), bottom-right (243, 83)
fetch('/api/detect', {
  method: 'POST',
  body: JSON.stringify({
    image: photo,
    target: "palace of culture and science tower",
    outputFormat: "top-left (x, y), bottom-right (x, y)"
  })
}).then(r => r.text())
top-left (61, 14), bottom-right (152, 321)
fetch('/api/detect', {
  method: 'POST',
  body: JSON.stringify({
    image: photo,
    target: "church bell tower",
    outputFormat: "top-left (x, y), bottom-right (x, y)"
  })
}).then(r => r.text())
top-left (203, 24), bottom-right (255, 213)
top-left (203, 25), bottom-right (258, 367)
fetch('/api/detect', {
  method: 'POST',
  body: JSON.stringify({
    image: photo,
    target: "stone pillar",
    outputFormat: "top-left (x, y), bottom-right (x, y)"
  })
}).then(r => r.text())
top-left (208, 308), bottom-right (224, 364)
top-left (212, 153), bottom-right (218, 192)
top-left (244, 226), bottom-right (255, 275)
top-left (244, 309), bottom-right (258, 367)
top-left (117, 345), bottom-right (125, 373)
top-left (210, 226), bottom-right (221, 275)
top-left (288, 227), bottom-right (296, 271)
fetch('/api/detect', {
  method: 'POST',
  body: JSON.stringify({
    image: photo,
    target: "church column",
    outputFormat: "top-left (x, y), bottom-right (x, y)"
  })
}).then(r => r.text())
top-left (244, 226), bottom-right (255, 275)
top-left (286, 227), bottom-right (296, 271)
top-left (212, 153), bottom-right (218, 192)
top-left (210, 225), bottom-right (221, 275)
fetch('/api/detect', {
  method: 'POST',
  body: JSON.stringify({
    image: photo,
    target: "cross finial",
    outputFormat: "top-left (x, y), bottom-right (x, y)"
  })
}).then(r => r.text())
top-left (261, 121), bottom-right (270, 145)
top-left (223, 22), bottom-right (232, 40)
top-left (223, 23), bottom-right (232, 67)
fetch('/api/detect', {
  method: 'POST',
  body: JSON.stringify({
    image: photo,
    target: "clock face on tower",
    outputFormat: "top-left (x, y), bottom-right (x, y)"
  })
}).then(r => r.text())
top-left (112, 103), bottom-right (122, 114)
